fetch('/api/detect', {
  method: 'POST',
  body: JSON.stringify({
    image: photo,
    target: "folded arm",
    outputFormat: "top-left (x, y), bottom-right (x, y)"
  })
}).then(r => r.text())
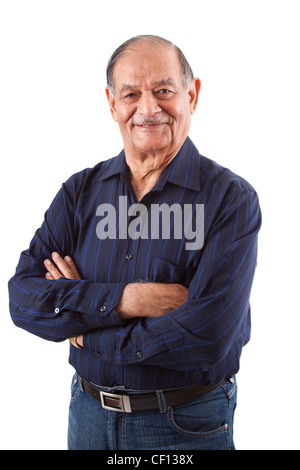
top-left (42, 252), bottom-right (188, 347)
top-left (8, 177), bottom-right (187, 344)
top-left (8, 185), bottom-right (127, 342)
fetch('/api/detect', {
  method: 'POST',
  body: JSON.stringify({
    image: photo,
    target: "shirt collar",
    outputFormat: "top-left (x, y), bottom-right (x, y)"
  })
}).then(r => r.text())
top-left (96, 149), bottom-right (128, 182)
top-left (158, 137), bottom-right (201, 192)
top-left (97, 137), bottom-right (201, 192)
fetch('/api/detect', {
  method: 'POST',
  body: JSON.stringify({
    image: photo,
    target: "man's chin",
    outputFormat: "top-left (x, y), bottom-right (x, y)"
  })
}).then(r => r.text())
top-left (131, 133), bottom-right (172, 155)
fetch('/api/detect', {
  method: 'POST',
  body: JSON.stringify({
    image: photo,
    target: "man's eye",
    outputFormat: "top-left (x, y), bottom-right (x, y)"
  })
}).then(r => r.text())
top-left (156, 89), bottom-right (174, 97)
top-left (125, 93), bottom-right (137, 99)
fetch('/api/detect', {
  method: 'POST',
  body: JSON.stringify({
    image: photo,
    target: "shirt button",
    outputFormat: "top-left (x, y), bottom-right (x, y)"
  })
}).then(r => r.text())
top-left (54, 307), bottom-right (60, 314)
top-left (136, 351), bottom-right (143, 359)
top-left (125, 253), bottom-right (133, 260)
top-left (100, 305), bottom-right (107, 313)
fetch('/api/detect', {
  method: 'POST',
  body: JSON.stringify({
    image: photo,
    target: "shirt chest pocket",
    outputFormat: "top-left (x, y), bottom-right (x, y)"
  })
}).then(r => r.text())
top-left (150, 257), bottom-right (196, 287)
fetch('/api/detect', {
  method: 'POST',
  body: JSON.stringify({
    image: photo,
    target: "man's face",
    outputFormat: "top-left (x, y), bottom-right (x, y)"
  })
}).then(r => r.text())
top-left (106, 43), bottom-right (200, 159)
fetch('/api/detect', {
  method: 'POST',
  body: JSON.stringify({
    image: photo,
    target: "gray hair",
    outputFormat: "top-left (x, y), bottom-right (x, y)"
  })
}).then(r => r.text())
top-left (106, 35), bottom-right (194, 95)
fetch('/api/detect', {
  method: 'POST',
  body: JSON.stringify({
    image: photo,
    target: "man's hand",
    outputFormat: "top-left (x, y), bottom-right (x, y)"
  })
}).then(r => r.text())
top-left (116, 283), bottom-right (188, 321)
top-left (44, 252), bottom-right (83, 348)
top-left (44, 252), bottom-right (81, 280)
top-left (43, 253), bottom-right (188, 345)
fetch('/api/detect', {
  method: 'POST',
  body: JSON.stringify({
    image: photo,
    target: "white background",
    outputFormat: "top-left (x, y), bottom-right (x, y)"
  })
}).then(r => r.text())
top-left (1, 0), bottom-right (299, 450)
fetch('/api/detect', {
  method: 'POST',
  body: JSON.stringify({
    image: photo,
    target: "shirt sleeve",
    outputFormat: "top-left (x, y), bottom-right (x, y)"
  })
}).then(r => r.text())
top-left (8, 182), bottom-right (126, 342)
top-left (83, 188), bottom-right (262, 373)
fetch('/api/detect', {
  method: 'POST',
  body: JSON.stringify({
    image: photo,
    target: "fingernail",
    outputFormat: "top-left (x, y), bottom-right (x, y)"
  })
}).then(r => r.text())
top-left (65, 256), bottom-right (71, 262)
top-left (45, 260), bottom-right (51, 265)
top-left (52, 252), bottom-right (59, 258)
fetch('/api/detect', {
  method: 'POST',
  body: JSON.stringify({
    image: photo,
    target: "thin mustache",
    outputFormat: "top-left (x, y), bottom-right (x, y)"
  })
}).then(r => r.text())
top-left (133, 117), bottom-right (170, 126)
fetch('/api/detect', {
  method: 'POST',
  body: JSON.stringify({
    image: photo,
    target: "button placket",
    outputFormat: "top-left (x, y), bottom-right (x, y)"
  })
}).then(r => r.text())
top-left (124, 238), bottom-right (140, 283)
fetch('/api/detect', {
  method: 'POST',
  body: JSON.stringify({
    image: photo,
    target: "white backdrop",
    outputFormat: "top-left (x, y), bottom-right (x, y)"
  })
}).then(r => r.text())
top-left (1, 0), bottom-right (299, 450)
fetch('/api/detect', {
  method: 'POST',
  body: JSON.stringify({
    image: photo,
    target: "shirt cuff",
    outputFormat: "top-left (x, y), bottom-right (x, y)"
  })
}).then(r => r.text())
top-left (81, 281), bottom-right (127, 329)
top-left (84, 321), bottom-right (184, 366)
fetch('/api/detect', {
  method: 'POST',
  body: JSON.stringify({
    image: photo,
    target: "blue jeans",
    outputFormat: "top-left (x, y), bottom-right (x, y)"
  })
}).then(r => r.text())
top-left (67, 373), bottom-right (237, 450)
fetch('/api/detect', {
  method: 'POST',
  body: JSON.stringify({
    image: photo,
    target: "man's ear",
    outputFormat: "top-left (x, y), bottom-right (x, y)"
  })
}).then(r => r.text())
top-left (188, 78), bottom-right (201, 115)
top-left (105, 87), bottom-right (118, 122)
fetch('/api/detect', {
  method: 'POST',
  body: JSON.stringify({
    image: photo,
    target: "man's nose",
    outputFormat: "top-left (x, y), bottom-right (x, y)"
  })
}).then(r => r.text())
top-left (137, 91), bottom-right (161, 116)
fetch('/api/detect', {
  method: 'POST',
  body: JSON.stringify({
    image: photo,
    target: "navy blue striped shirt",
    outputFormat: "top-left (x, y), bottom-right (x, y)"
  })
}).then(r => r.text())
top-left (8, 137), bottom-right (261, 390)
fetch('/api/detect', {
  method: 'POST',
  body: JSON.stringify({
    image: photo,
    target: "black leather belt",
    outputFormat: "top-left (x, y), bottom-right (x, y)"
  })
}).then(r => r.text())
top-left (81, 377), bottom-right (224, 413)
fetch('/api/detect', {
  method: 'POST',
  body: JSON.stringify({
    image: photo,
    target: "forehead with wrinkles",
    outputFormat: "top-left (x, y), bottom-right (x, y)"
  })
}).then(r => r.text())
top-left (112, 43), bottom-right (183, 93)
top-left (107, 36), bottom-right (193, 94)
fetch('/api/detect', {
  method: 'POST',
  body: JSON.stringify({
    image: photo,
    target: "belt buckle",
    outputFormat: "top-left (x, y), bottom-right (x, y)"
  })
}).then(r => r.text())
top-left (100, 391), bottom-right (132, 413)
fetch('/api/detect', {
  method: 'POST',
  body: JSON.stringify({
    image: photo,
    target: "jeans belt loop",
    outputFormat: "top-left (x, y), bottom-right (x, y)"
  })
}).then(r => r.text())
top-left (156, 390), bottom-right (167, 414)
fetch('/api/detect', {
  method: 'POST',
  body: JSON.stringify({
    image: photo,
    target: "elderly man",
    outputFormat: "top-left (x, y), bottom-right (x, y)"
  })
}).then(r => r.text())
top-left (9, 35), bottom-right (261, 450)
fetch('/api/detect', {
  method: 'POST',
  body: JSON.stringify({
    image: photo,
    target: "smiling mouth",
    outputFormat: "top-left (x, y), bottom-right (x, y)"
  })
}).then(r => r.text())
top-left (134, 123), bottom-right (168, 129)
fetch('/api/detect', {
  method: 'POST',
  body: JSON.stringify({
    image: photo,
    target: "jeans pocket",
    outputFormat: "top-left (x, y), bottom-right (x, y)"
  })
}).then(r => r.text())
top-left (168, 406), bottom-right (229, 438)
top-left (70, 373), bottom-right (83, 403)
top-left (167, 395), bottom-right (229, 437)
top-left (166, 383), bottom-right (235, 449)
